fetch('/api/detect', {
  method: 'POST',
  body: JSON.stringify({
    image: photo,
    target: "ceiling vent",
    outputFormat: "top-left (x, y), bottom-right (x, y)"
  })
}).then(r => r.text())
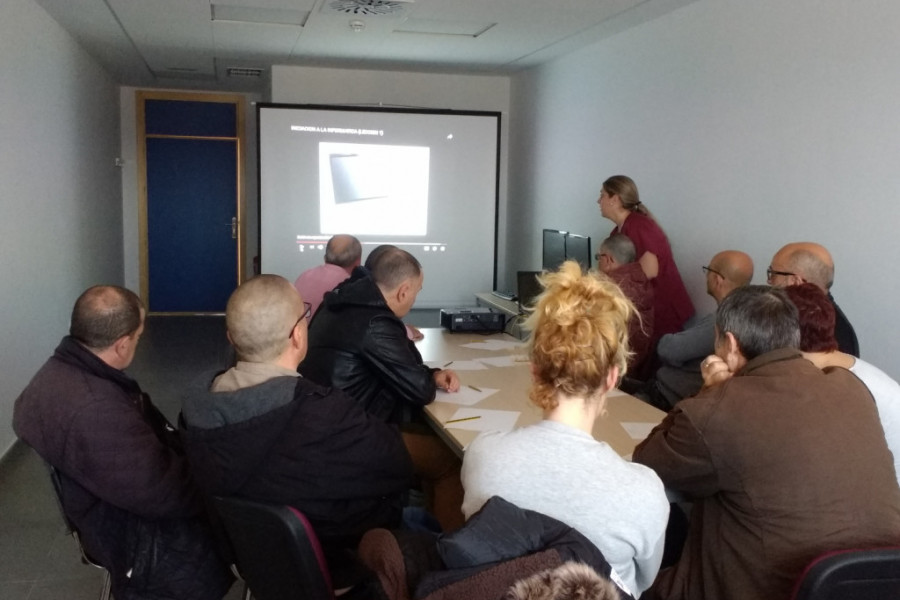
top-left (324, 0), bottom-right (414, 17)
top-left (226, 67), bottom-right (264, 78)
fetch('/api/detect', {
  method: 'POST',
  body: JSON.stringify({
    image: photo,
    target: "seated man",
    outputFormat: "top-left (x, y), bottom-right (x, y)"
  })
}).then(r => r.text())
top-left (626, 250), bottom-right (752, 409)
top-left (597, 233), bottom-right (655, 373)
top-left (633, 285), bottom-right (900, 600)
top-left (300, 247), bottom-right (464, 531)
top-left (294, 233), bottom-right (361, 319)
top-left (179, 275), bottom-right (413, 580)
top-left (13, 285), bottom-right (231, 600)
top-left (767, 241), bottom-right (859, 356)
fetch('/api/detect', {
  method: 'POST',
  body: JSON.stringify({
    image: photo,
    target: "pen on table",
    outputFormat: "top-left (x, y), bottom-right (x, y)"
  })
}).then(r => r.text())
top-left (445, 415), bottom-right (482, 424)
top-left (468, 384), bottom-right (482, 392)
top-left (443, 361), bottom-right (453, 367)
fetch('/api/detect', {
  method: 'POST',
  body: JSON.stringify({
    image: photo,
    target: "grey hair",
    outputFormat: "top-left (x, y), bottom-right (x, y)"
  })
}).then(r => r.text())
top-left (324, 235), bottom-right (362, 268)
top-left (716, 285), bottom-right (800, 360)
top-left (600, 234), bottom-right (636, 264)
top-left (787, 249), bottom-right (834, 290)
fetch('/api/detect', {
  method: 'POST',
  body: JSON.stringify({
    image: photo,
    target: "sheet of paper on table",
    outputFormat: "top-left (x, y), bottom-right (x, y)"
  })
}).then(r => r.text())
top-left (621, 421), bottom-right (657, 441)
top-left (475, 355), bottom-right (529, 368)
top-left (444, 407), bottom-right (521, 432)
top-left (461, 339), bottom-right (525, 352)
top-left (425, 360), bottom-right (488, 371)
top-left (436, 386), bottom-right (499, 406)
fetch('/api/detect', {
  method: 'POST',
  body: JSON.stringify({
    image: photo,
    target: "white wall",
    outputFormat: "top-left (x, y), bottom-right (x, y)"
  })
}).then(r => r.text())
top-left (508, 0), bottom-right (900, 378)
top-left (270, 65), bottom-right (511, 284)
top-left (120, 88), bottom-right (262, 294)
top-left (0, 0), bottom-right (122, 453)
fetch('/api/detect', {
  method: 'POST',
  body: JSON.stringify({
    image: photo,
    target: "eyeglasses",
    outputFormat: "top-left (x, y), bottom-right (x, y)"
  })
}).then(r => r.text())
top-left (766, 267), bottom-right (795, 281)
top-left (702, 265), bottom-right (723, 277)
top-left (595, 252), bottom-right (611, 262)
top-left (288, 302), bottom-right (312, 338)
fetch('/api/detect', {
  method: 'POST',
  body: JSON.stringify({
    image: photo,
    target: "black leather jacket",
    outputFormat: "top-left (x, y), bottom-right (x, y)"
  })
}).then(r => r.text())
top-left (300, 270), bottom-right (436, 424)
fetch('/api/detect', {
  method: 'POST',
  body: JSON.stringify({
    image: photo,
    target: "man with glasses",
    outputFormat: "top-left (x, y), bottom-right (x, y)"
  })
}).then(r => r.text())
top-left (767, 242), bottom-right (859, 356)
top-left (624, 250), bottom-right (753, 410)
top-left (597, 233), bottom-right (655, 374)
top-left (179, 274), bottom-right (412, 587)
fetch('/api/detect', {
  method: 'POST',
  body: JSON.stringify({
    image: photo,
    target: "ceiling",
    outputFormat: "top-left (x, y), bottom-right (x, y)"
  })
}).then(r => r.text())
top-left (33, 0), bottom-right (684, 94)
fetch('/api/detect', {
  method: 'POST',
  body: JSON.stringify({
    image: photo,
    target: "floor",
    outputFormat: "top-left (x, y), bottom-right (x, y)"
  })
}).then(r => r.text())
top-left (0, 309), bottom-right (440, 599)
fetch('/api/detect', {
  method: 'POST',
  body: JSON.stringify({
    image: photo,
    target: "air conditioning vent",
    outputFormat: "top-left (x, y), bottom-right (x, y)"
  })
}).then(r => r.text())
top-left (226, 67), bottom-right (264, 78)
top-left (325, 0), bottom-right (413, 17)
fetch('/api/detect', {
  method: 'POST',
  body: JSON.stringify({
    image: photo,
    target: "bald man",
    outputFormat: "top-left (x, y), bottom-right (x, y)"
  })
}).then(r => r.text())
top-left (180, 275), bottom-right (412, 585)
top-left (294, 234), bottom-right (362, 319)
top-left (627, 251), bottom-right (754, 409)
top-left (767, 242), bottom-right (859, 357)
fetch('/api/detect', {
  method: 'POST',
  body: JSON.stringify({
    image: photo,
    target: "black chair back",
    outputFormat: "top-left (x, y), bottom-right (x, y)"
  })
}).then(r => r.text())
top-left (792, 547), bottom-right (900, 600)
top-left (213, 496), bottom-right (334, 600)
top-left (45, 463), bottom-right (112, 600)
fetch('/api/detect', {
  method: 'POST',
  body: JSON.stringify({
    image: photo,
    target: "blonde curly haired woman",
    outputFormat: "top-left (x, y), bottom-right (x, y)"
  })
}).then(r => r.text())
top-left (461, 261), bottom-right (669, 599)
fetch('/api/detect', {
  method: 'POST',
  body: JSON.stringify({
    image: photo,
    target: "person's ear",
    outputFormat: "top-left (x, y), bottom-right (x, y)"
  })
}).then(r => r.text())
top-left (226, 330), bottom-right (234, 347)
top-left (605, 364), bottom-right (620, 392)
top-left (396, 279), bottom-right (412, 305)
top-left (714, 273), bottom-right (726, 293)
top-left (110, 333), bottom-right (133, 365)
top-left (292, 320), bottom-right (308, 359)
top-left (723, 332), bottom-right (743, 371)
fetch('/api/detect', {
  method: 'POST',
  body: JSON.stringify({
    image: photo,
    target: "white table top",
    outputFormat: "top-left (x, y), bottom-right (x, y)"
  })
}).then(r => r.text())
top-left (416, 328), bottom-right (666, 458)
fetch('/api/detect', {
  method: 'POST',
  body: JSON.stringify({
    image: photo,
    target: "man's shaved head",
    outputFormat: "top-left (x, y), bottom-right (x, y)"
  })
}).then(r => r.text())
top-left (771, 242), bottom-right (834, 290)
top-left (226, 275), bottom-right (303, 362)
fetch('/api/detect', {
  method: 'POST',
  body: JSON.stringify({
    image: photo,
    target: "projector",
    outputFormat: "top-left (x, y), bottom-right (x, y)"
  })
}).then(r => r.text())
top-left (440, 307), bottom-right (505, 333)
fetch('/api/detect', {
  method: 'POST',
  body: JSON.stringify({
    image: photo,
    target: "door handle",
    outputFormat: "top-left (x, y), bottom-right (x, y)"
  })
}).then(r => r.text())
top-left (231, 217), bottom-right (237, 240)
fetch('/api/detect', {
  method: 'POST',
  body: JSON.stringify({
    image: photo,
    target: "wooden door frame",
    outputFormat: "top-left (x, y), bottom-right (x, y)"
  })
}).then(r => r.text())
top-left (135, 90), bottom-right (246, 313)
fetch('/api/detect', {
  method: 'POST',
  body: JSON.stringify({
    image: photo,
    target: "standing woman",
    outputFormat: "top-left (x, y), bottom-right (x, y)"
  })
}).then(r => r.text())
top-left (598, 175), bottom-right (693, 338)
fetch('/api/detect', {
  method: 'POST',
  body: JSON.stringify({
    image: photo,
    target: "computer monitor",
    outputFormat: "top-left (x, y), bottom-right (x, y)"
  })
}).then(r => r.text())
top-left (565, 233), bottom-right (592, 270)
top-left (542, 229), bottom-right (567, 271)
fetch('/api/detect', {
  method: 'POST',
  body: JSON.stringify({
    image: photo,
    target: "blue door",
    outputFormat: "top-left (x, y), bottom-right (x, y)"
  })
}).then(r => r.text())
top-left (142, 97), bottom-right (241, 312)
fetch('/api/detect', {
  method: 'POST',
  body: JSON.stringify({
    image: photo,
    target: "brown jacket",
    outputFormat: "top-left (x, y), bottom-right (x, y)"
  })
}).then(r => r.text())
top-left (633, 348), bottom-right (900, 600)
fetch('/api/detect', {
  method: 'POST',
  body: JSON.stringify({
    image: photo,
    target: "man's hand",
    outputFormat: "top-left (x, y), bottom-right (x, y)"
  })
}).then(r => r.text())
top-left (701, 354), bottom-right (733, 388)
top-left (406, 324), bottom-right (424, 341)
top-left (434, 369), bottom-right (460, 392)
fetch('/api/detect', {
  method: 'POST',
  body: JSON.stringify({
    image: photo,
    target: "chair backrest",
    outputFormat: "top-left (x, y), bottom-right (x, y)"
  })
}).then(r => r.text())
top-left (45, 462), bottom-right (113, 600)
top-left (791, 547), bottom-right (900, 600)
top-left (213, 496), bottom-right (333, 600)
top-left (45, 463), bottom-right (104, 569)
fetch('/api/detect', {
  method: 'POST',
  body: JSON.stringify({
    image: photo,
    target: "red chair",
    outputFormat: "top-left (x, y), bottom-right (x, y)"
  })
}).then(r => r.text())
top-left (213, 496), bottom-right (334, 600)
top-left (791, 547), bottom-right (900, 600)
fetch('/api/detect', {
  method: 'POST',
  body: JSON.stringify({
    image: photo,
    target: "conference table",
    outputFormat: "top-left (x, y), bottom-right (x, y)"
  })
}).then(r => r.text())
top-left (416, 328), bottom-right (666, 459)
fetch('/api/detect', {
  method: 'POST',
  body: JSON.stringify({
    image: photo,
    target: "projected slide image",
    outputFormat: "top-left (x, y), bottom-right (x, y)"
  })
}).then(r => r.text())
top-left (319, 142), bottom-right (429, 235)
